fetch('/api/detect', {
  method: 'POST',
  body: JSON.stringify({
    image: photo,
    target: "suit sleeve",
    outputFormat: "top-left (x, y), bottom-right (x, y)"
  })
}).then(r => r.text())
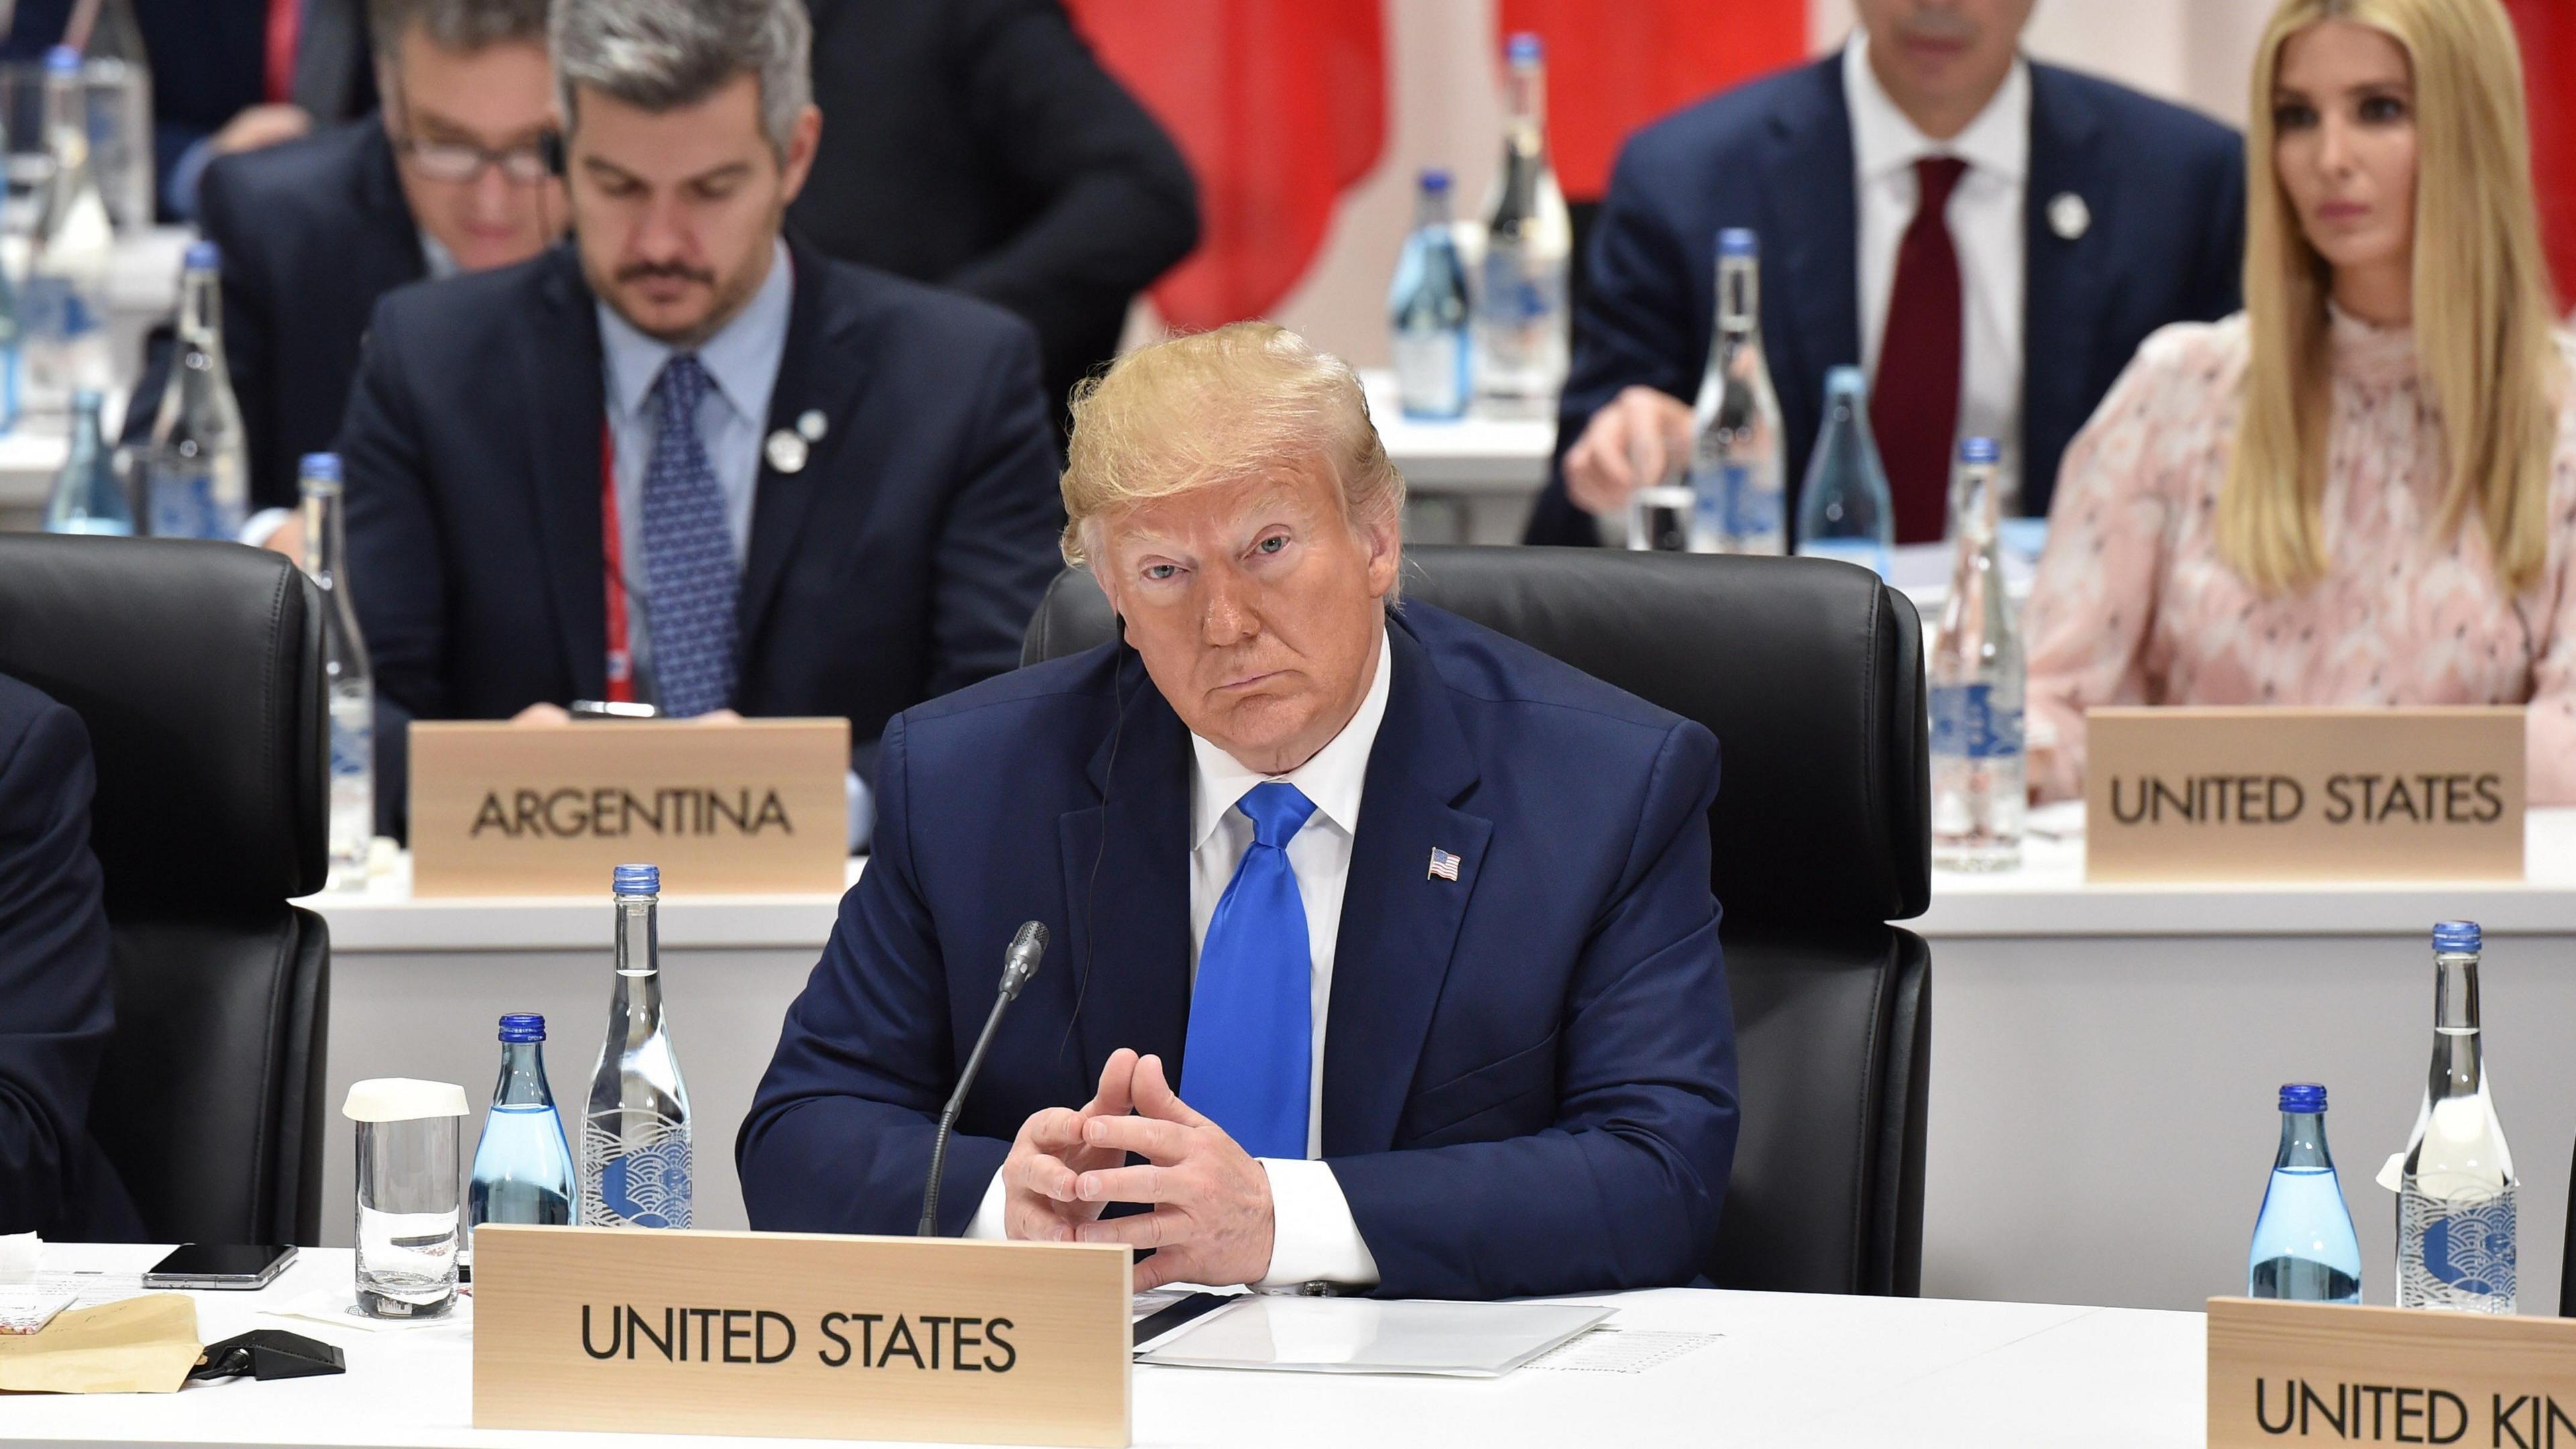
top-left (737, 710), bottom-right (1009, 1234)
top-left (336, 293), bottom-right (449, 836)
top-left (1328, 720), bottom-right (1737, 1299)
top-left (924, 321), bottom-right (1063, 700)
top-left (938, 0), bottom-right (1199, 397)
top-left (0, 698), bottom-right (116, 1236)
top-left (2191, 130), bottom-right (2248, 323)
top-left (1527, 141), bottom-right (1700, 546)
top-left (195, 156), bottom-right (290, 511)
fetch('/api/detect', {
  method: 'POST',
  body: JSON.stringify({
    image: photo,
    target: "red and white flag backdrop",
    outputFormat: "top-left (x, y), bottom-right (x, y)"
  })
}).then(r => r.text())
top-left (1065, 0), bottom-right (1810, 330)
top-left (2506, 0), bottom-right (2576, 308)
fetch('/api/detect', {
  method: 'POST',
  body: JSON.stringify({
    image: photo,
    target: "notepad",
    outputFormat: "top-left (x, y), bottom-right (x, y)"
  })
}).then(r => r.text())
top-left (1134, 1295), bottom-right (1610, 1378)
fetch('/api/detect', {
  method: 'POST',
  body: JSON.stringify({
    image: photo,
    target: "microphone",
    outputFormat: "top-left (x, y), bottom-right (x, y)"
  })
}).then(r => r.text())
top-left (918, 921), bottom-right (1049, 1236)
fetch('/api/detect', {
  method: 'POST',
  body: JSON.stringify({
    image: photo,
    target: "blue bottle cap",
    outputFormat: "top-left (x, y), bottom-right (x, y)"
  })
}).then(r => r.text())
top-left (1419, 168), bottom-right (1451, 195)
top-left (299, 453), bottom-right (342, 484)
top-left (498, 1013), bottom-right (546, 1042)
top-left (1958, 437), bottom-right (2002, 465)
top-left (1718, 228), bottom-right (1759, 258)
top-left (44, 46), bottom-right (81, 76)
top-left (184, 240), bottom-right (221, 272)
top-left (2278, 1083), bottom-right (2326, 1114)
top-left (2432, 920), bottom-right (2481, 953)
top-left (613, 863), bottom-right (660, 896)
top-left (1823, 364), bottom-right (1867, 398)
top-left (1507, 32), bottom-right (1542, 64)
top-left (69, 387), bottom-right (101, 413)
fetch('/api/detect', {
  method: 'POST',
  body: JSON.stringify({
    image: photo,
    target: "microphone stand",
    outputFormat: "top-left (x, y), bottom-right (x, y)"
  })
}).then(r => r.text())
top-left (918, 922), bottom-right (1047, 1236)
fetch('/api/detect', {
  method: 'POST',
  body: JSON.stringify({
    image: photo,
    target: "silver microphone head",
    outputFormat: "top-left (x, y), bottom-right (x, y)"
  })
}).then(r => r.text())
top-left (1000, 920), bottom-right (1049, 997)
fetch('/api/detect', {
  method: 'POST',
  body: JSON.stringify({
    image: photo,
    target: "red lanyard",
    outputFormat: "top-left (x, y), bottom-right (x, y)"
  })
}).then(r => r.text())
top-left (599, 421), bottom-right (634, 702)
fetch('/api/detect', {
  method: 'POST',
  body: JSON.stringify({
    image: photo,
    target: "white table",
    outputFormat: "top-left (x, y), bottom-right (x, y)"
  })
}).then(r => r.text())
top-left (303, 814), bottom-right (2576, 1322)
top-left (5, 1246), bottom-right (2205, 1447)
top-left (1358, 370), bottom-right (1551, 546)
top-left (1917, 807), bottom-right (2576, 1315)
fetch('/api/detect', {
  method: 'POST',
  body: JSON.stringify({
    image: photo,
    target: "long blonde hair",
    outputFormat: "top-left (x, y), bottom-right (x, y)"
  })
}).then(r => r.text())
top-left (2226, 0), bottom-right (2561, 594)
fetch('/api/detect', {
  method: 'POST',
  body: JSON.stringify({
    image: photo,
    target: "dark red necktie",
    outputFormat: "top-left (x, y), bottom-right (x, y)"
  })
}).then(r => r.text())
top-left (1872, 156), bottom-right (1968, 545)
top-left (265, 0), bottom-right (303, 105)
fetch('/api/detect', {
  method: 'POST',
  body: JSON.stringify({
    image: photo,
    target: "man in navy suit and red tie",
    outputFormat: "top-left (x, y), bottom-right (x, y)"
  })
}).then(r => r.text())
top-left (741, 324), bottom-right (1738, 1299)
top-left (1525, 0), bottom-right (2245, 546)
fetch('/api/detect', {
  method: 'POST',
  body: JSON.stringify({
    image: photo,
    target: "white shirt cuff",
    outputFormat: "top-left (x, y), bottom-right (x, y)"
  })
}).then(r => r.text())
top-left (240, 506), bottom-right (293, 549)
top-left (962, 1166), bottom-right (1008, 1240)
top-left (1253, 1158), bottom-right (1380, 1289)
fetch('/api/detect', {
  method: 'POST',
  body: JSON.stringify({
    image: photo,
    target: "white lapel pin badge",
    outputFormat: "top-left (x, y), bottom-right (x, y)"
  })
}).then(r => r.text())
top-left (2048, 191), bottom-right (2090, 241)
top-left (765, 429), bottom-right (810, 474)
top-left (796, 409), bottom-right (828, 441)
top-left (1428, 848), bottom-right (1461, 881)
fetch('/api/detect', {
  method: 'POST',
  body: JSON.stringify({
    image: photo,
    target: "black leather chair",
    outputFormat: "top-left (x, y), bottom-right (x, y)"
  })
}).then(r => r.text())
top-left (1022, 545), bottom-right (1932, 1295)
top-left (0, 535), bottom-right (331, 1246)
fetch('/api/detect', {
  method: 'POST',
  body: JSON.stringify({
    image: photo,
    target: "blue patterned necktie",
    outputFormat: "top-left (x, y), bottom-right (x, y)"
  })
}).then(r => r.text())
top-left (639, 354), bottom-right (738, 718)
top-left (1181, 782), bottom-right (1319, 1159)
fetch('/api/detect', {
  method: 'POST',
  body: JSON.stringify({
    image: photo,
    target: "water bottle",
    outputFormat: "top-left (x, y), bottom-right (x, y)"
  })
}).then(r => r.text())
top-left (2394, 920), bottom-right (2516, 1313)
top-left (466, 1013), bottom-right (576, 1268)
top-left (1794, 366), bottom-right (1895, 575)
top-left (0, 190), bottom-right (23, 436)
top-left (1688, 229), bottom-right (1786, 554)
top-left (1387, 168), bottom-right (1471, 421)
top-left (1930, 437), bottom-right (2024, 869)
top-left (40, 388), bottom-right (129, 535)
top-left (23, 46), bottom-right (113, 417)
top-left (2248, 1083), bottom-right (2362, 1303)
top-left (144, 241), bottom-right (250, 539)
top-left (1471, 32), bottom-right (1570, 419)
top-left (300, 454), bottom-right (374, 890)
top-left (581, 864), bottom-right (693, 1230)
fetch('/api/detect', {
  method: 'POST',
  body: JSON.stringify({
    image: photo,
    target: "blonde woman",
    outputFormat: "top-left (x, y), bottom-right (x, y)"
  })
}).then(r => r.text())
top-left (2021, 0), bottom-right (2576, 802)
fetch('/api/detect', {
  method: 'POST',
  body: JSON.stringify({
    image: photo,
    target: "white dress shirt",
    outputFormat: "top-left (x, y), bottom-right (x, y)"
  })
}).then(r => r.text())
top-left (968, 627), bottom-right (1393, 1289)
top-left (1845, 33), bottom-right (2031, 507)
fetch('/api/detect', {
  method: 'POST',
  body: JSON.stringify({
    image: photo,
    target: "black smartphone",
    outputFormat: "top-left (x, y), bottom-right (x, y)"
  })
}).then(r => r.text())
top-left (142, 1244), bottom-right (297, 1291)
top-left (568, 700), bottom-right (659, 720)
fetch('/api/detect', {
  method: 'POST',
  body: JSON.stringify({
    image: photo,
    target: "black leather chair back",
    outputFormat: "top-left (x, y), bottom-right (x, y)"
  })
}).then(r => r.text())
top-left (0, 535), bottom-right (331, 1244)
top-left (1022, 545), bottom-right (1931, 1294)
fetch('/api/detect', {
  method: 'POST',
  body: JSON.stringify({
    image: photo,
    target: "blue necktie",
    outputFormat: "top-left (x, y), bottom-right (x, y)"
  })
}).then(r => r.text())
top-left (1182, 782), bottom-right (1319, 1160)
top-left (639, 354), bottom-right (738, 719)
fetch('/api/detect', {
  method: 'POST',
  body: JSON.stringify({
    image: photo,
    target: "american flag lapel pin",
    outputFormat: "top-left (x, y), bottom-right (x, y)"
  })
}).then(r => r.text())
top-left (1428, 847), bottom-right (1461, 882)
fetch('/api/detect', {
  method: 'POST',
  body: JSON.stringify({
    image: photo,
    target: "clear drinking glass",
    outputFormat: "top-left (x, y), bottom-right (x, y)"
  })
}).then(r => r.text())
top-left (345, 1078), bottom-right (467, 1319)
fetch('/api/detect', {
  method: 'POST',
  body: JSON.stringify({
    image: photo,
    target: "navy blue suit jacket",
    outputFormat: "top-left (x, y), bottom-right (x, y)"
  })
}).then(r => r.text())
top-left (1527, 55), bottom-right (2245, 543)
top-left (338, 237), bottom-right (1063, 837)
top-left (128, 121), bottom-right (426, 511)
top-left (0, 674), bottom-right (141, 1240)
top-left (739, 603), bottom-right (1737, 1300)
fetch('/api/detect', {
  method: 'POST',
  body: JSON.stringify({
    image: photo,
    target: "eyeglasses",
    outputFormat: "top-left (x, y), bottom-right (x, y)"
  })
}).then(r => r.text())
top-left (397, 136), bottom-right (551, 184)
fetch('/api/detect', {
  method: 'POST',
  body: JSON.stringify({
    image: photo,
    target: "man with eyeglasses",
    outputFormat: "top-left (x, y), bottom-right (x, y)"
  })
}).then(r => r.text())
top-left (142, 0), bottom-right (561, 522)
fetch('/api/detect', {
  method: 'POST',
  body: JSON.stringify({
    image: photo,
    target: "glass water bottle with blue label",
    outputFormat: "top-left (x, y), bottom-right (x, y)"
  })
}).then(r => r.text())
top-left (1471, 33), bottom-right (1570, 419)
top-left (40, 388), bottom-right (129, 535)
top-left (1688, 229), bottom-right (1784, 554)
top-left (468, 1013), bottom-right (576, 1265)
top-left (2394, 920), bottom-right (2516, 1313)
top-left (144, 241), bottom-right (250, 539)
top-left (2249, 1083), bottom-right (2361, 1303)
top-left (300, 454), bottom-right (374, 890)
top-left (582, 865), bottom-right (693, 1230)
top-left (1930, 437), bottom-right (2024, 869)
top-left (1793, 366), bottom-right (1895, 575)
top-left (1387, 168), bottom-right (1470, 421)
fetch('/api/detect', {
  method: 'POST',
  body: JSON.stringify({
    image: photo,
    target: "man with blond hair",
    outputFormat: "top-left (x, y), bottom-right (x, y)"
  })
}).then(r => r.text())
top-left (741, 323), bottom-right (1738, 1299)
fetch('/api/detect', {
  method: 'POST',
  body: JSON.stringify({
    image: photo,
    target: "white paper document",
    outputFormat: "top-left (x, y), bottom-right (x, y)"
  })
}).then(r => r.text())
top-left (1134, 1295), bottom-right (1611, 1378)
top-left (1527, 1326), bottom-right (1721, 1374)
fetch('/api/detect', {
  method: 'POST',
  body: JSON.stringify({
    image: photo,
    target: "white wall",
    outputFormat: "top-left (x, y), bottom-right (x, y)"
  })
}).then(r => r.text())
top-left (1207, 0), bottom-right (2269, 372)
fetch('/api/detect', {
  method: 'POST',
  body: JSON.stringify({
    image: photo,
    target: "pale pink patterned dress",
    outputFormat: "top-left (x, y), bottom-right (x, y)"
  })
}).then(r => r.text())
top-left (2023, 309), bottom-right (2576, 804)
